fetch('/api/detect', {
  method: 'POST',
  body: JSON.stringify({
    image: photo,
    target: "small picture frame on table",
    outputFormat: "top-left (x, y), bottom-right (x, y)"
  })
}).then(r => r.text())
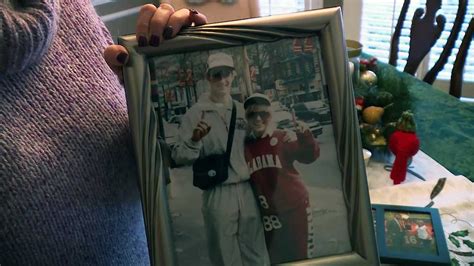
top-left (119, 7), bottom-right (379, 266)
top-left (372, 204), bottom-right (451, 266)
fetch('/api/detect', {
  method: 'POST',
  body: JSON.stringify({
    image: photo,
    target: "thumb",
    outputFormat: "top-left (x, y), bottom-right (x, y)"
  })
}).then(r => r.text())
top-left (104, 45), bottom-right (129, 82)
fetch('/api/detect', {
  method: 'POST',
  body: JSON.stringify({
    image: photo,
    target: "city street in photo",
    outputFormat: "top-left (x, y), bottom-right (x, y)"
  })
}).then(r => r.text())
top-left (151, 36), bottom-right (352, 265)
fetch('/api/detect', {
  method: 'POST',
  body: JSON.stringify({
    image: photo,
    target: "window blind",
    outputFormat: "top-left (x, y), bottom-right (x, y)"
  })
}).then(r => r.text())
top-left (429, 1), bottom-right (474, 81)
top-left (360, 0), bottom-right (474, 82)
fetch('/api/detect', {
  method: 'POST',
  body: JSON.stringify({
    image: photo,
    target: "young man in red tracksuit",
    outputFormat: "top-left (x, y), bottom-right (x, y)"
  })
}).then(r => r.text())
top-left (243, 93), bottom-right (321, 264)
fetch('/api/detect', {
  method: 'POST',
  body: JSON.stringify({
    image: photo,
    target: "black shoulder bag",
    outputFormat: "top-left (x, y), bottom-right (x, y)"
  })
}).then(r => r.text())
top-left (192, 101), bottom-right (237, 190)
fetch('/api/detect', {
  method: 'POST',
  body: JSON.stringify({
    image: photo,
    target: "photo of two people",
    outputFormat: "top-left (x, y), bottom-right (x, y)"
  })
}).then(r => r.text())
top-left (151, 36), bottom-right (352, 265)
top-left (385, 211), bottom-right (437, 255)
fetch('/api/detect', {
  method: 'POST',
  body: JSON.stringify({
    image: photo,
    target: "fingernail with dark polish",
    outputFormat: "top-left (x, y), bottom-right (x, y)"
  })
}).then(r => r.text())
top-left (150, 35), bottom-right (160, 46)
top-left (189, 8), bottom-right (198, 15)
top-left (138, 36), bottom-right (147, 47)
top-left (116, 52), bottom-right (128, 64)
top-left (163, 26), bottom-right (174, 40)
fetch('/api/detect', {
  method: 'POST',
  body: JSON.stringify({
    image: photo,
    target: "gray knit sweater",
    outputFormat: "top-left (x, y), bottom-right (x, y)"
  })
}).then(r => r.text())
top-left (0, 0), bottom-right (149, 264)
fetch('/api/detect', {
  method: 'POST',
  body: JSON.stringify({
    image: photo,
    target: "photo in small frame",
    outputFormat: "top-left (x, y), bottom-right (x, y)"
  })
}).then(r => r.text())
top-left (120, 7), bottom-right (379, 266)
top-left (372, 204), bottom-right (451, 266)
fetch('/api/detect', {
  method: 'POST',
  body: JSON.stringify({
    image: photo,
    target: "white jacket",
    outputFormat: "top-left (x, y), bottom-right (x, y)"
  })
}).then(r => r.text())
top-left (171, 93), bottom-right (250, 184)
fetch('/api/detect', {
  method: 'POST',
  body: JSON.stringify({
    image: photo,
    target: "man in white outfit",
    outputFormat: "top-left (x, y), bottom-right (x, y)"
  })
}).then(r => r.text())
top-left (416, 220), bottom-right (432, 248)
top-left (172, 52), bottom-right (270, 266)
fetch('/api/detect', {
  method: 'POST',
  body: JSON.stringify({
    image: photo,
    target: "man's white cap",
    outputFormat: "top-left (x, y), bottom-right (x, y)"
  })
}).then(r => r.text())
top-left (207, 52), bottom-right (235, 70)
top-left (244, 93), bottom-right (271, 109)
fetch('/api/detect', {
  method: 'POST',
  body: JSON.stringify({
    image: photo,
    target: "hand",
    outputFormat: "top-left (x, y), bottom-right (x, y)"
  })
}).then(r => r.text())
top-left (282, 129), bottom-right (297, 143)
top-left (103, 4), bottom-right (207, 83)
top-left (294, 121), bottom-right (310, 134)
top-left (191, 121), bottom-right (211, 142)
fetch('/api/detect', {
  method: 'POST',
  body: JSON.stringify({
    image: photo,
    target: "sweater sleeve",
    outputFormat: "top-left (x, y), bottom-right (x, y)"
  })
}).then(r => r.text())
top-left (0, 0), bottom-right (58, 75)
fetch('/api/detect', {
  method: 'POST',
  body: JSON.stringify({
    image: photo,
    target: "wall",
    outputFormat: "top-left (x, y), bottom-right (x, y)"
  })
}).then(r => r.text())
top-left (163, 0), bottom-right (259, 23)
top-left (342, 0), bottom-right (362, 41)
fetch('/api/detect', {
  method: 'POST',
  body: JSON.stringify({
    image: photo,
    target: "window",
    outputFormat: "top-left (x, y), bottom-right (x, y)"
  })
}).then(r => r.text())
top-left (360, 0), bottom-right (474, 83)
top-left (259, 0), bottom-right (306, 16)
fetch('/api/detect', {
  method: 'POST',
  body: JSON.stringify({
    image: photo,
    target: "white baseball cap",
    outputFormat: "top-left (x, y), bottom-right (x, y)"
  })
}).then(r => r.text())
top-left (244, 93), bottom-right (271, 109)
top-left (207, 52), bottom-right (235, 70)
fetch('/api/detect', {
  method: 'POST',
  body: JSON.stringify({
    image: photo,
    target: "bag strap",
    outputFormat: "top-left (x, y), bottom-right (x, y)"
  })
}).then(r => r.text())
top-left (225, 101), bottom-right (237, 162)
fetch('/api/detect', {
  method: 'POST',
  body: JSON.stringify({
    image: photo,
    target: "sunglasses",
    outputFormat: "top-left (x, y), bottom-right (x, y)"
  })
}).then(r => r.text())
top-left (246, 111), bottom-right (271, 120)
top-left (208, 68), bottom-right (233, 80)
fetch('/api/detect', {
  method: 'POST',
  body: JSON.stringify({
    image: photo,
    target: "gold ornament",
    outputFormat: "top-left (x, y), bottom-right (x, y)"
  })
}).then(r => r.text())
top-left (362, 106), bottom-right (384, 124)
top-left (372, 136), bottom-right (387, 146)
top-left (360, 70), bottom-right (378, 87)
top-left (369, 133), bottom-right (377, 141)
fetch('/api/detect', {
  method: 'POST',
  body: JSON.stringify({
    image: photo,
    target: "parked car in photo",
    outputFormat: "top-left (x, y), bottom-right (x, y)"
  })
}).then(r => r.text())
top-left (292, 100), bottom-right (331, 125)
top-left (271, 101), bottom-right (289, 112)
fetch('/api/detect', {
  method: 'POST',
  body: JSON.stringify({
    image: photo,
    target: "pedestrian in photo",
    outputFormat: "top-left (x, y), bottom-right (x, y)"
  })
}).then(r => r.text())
top-left (243, 93), bottom-right (321, 264)
top-left (171, 53), bottom-right (270, 266)
top-left (416, 220), bottom-right (432, 248)
top-left (386, 213), bottom-right (405, 250)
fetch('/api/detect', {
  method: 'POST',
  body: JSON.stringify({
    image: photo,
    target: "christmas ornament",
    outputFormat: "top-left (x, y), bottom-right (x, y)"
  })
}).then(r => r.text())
top-left (355, 96), bottom-right (365, 111)
top-left (362, 106), bottom-right (384, 124)
top-left (360, 57), bottom-right (378, 72)
top-left (360, 123), bottom-right (387, 147)
top-left (389, 111), bottom-right (420, 185)
top-left (360, 69), bottom-right (378, 87)
top-left (359, 58), bottom-right (378, 87)
top-left (372, 136), bottom-right (387, 146)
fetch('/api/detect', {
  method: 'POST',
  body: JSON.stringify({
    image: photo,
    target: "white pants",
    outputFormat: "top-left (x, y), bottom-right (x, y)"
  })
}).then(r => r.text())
top-left (202, 181), bottom-right (270, 266)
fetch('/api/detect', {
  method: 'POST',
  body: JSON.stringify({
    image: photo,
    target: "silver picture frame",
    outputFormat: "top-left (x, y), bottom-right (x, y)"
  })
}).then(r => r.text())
top-left (119, 7), bottom-right (379, 266)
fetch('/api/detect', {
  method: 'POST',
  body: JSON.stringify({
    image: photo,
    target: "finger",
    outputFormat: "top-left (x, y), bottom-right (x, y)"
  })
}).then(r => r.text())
top-left (195, 128), bottom-right (204, 134)
top-left (104, 45), bottom-right (129, 68)
top-left (149, 3), bottom-right (175, 46)
top-left (193, 128), bottom-right (204, 138)
top-left (104, 45), bottom-right (129, 83)
top-left (136, 4), bottom-right (158, 47)
top-left (189, 9), bottom-right (208, 26)
top-left (296, 122), bottom-right (306, 131)
top-left (301, 124), bottom-right (309, 132)
top-left (196, 124), bottom-right (208, 132)
top-left (198, 124), bottom-right (211, 135)
top-left (198, 121), bottom-right (210, 128)
top-left (284, 130), bottom-right (297, 142)
top-left (164, 8), bottom-right (207, 40)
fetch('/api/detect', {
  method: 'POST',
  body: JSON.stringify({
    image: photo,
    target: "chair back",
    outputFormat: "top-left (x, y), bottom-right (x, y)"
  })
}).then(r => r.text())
top-left (450, 18), bottom-right (474, 98)
top-left (389, 0), bottom-right (468, 84)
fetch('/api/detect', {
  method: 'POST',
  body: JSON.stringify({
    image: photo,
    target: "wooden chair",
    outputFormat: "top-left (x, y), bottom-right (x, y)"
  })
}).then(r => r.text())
top-left (450, 18), bottom-right (474, 98)
top-left (389, 0), bottom-right (468, 84)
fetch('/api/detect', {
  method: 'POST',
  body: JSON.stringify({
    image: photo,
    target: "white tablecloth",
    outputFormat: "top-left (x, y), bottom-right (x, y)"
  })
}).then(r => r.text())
top-left (366, 151), bottom-right (474, 265)
top-left (366, 150), bottom-right (456, 190)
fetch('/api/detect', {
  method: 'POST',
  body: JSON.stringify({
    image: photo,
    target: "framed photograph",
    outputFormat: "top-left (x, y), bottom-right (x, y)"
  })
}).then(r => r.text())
top-left (372, 204), bottom-right (451, 265)
top-left (119, 7), bottom-right (378, 266)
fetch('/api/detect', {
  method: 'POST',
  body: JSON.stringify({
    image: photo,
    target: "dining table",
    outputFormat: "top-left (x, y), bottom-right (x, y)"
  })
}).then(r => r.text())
top-left (360, 57), bottom-right (474, 265)
top-left (360, 55), bottom-right (474, 181)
